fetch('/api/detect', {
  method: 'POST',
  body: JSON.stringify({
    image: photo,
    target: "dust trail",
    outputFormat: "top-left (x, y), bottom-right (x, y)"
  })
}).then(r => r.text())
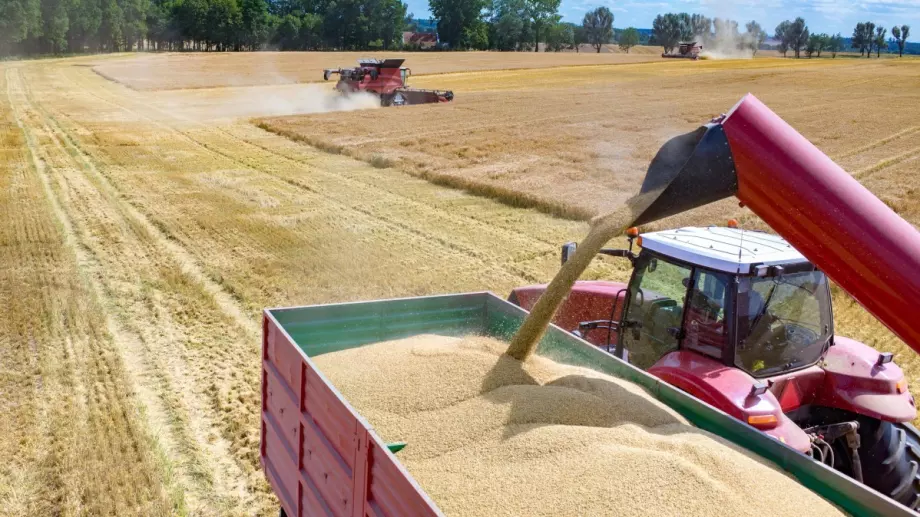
top-left (156, 83), bottom-right (381, 122)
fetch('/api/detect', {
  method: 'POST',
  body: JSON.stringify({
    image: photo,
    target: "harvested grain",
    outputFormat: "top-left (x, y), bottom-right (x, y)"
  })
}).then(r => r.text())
top-left (314, 334), bottom-right (843, 517)
top-left (507, 189), bottom-right (666, 360)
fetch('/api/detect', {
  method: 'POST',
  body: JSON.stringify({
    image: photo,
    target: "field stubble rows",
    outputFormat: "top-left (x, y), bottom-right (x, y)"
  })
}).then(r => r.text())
top-left (0, 56), bottom-right (612, 515)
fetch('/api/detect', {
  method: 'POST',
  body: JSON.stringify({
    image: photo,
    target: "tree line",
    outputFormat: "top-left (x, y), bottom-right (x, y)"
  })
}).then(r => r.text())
top-left (0, 0), bottom-right (913, 58)
top-left (0, 0), bottom-right (412, 54)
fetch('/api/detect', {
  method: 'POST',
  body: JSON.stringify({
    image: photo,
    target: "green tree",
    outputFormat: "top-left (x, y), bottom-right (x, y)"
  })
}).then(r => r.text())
top-left (0, 0), bottom-right (42, 55)
top-left (852, 22), bottom-right (866, 55)
top-left (99, 0), bottom-right (124, 49)
top-left (462, 18), bottom-right (489, 49)
top-left (299, 12), bottom-right (322, 48)
top-left (805, 33), bottom-right (827, 58)
top-left (892, 25), bottom-right (910, 57)
top-left (146, 0), bottom-right (174, 50)
top-left (375, 0), bottom-right (407, 50)
top-left (775, 20), bottom-right (790, 57)
top-left (41, 0), bottom-right (72, 52)
top-left (526, 0), bottom-right (559, 52)
top-left (429, 0), bottom-right (486, 49)
top-left (239, 0), bottom-right (270, 49)
top-left (788, 17), bottom-right (808, 58)
top-left (853, 21), bottom-right (874, 57)
top-left (582, 6), bottom-right (612, 53)
top-left (653, 13), bottom-right (682, 54)
top-left (272, 12), bottom-right (300, 48)
top-left (617, 26), bottom-right (638, 53)
top-left (544, 21), bottom-right (572, 51)
top-left (491, 9), bottom-right (524, 50)
top-left (572, 23), bottom-right (586, 52)
top-left (120, 0), bottom-right (149, 49)
top-left (827, 32), bottom-right (842, 58)
top-left (744, 20), bottom-right (765, 56)
top-left (874, 25), bottom-right (887, 57)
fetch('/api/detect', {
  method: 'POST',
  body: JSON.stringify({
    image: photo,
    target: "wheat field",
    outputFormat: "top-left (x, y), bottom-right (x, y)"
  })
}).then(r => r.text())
top-left (2, 52), bottom-right (919, 515)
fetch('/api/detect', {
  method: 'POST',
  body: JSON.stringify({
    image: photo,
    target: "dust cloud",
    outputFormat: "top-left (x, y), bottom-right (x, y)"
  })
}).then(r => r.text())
top-left (698, 32), bottom-right (754, 60)
top-left (154, 83), bottom-right (381, 123)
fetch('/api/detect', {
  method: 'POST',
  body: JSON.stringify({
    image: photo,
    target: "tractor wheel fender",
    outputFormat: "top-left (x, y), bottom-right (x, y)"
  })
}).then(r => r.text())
top-left (648, 351), bottom-right (784, 423)
top-left (816, 336), bottom-right (916, 421)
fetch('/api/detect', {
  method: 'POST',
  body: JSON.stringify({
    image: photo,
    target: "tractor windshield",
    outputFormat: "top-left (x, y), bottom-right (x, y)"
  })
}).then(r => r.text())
top-left (735, 271), bottom-right (832, 377)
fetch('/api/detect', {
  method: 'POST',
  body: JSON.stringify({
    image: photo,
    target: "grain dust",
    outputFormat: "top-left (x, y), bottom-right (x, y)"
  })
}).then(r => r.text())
top-left (314, 334), bottom-right (843, 517)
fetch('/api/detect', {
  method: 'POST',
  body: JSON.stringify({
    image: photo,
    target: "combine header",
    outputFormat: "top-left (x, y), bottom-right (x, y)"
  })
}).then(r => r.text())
top-left (662, 41), bottom-right (702, 59)
top-left (322, 58), bottom-right (454, 107)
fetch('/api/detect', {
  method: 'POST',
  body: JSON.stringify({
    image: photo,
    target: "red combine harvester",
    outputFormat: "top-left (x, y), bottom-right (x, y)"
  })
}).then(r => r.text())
top-left (662, 41), bottom-right (702, 59)
top-left (510, 94), bottom-right (920, 508)
top-left (322, 58), bottom-right (454, 107)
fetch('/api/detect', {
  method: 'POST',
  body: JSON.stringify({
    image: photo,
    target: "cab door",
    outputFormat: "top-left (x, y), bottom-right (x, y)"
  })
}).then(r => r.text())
top-left (618, 254), bottom-right (692, 369)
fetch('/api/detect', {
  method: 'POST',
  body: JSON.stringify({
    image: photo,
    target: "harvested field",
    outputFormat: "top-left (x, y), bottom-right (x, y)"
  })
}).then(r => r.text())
top-left (93, 49), bottom-right (664, 91)
top-left (3, 50), bottom-right (920, 515)
top-left (314, 334), bottom-right (844, 517)
top-left (260, 57), bottom-right (920, 221)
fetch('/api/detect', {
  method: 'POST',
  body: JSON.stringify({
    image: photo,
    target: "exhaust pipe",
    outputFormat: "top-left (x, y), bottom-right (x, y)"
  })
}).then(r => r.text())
top-left (630, 93), bottom-right (920, 353)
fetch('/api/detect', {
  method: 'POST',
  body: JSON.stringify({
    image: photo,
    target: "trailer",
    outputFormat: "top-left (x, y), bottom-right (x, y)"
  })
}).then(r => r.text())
top-left (261, 292), bottom-right (914, 517)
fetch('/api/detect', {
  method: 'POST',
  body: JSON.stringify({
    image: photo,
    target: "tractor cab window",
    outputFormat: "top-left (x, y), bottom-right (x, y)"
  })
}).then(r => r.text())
top-left (735, 271), bottom-right (832, 377)
top-left (400, 68), bottom-right (410, 86)
top-left (621, 254), bottom-right (691, 369)
top-left (684, 269), bottom-right (730, 359)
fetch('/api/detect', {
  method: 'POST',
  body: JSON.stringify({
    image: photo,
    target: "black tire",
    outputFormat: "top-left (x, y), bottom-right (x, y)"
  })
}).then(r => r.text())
top-left (853, 419), bottom-right (920, 509)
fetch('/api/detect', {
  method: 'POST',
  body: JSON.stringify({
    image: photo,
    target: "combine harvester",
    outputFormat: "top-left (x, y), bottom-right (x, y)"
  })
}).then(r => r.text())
top-left (662, 41), bottom-right (703, 59)
top-left (322, 58), bottom-right (454, 107)
top-left (260, 94), bottom-right (920, 516)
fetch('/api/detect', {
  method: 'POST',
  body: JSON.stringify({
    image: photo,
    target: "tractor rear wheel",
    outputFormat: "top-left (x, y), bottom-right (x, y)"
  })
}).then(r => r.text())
top-left (843, 419), bottom-right (920, 509)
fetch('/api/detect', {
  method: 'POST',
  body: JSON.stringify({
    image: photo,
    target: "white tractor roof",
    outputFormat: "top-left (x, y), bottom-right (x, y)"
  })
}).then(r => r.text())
top-left (639, 227), bottom-right (808, 274)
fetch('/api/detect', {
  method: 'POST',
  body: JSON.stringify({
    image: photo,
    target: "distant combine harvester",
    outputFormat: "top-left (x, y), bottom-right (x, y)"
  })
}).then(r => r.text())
top-left (662, 41), bottom-right (703, 60)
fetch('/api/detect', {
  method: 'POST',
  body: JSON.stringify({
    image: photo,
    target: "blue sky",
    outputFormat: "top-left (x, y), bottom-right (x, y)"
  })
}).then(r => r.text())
top-left (405, 0), bottom-right (920, 39)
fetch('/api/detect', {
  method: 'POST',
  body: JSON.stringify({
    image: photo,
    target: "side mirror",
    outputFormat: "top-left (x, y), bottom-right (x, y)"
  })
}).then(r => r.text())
top-left (560, 242), bottom-right (577, 266)
top-left (648, 258), bottom-right (658, 273)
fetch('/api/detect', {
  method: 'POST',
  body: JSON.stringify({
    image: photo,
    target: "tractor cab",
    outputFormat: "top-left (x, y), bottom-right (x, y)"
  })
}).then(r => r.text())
top-left (565, 226), bottom-right (833, 375)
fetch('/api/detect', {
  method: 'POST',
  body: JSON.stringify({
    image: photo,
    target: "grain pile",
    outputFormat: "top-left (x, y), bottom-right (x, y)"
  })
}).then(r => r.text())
top-left (314, 335), bottom-right (843, 517)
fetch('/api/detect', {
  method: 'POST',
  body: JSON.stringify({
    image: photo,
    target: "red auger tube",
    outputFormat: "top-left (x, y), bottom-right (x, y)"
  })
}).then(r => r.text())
top-left (722, 94), bottom-right (920, 353)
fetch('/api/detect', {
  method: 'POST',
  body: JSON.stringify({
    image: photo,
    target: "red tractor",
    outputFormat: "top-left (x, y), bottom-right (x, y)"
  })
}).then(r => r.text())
top-left (322, 58), bottom-right (453, 107)
top-left (511, 95), bottom-right (920, 508)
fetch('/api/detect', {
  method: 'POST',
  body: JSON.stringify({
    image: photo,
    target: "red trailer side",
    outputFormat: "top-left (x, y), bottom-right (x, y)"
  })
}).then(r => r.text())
top-left (261, 314), bottom-right (441, 517)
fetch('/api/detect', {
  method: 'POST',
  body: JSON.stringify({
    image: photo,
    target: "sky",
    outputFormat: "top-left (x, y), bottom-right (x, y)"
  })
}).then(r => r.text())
top-left (404, 0), bottom-right (920, 39)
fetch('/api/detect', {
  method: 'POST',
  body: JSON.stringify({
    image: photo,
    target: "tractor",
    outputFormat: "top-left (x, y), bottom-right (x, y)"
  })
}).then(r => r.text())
top-left (322, 58), bottom-right (453, 107)
top-left (510, 95), bottom-right (920, 508)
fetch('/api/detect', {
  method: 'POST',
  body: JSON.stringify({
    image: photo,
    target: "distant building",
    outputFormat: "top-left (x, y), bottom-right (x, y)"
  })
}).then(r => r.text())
top-left (403, 32), bottom-right (438, 49)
